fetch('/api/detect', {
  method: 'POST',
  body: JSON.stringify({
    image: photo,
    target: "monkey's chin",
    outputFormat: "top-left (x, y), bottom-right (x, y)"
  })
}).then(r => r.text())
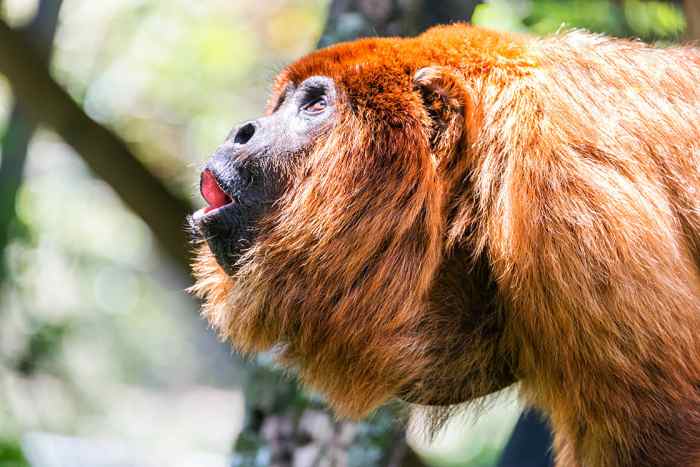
top-left (188, 206), bottom-right (253, 276)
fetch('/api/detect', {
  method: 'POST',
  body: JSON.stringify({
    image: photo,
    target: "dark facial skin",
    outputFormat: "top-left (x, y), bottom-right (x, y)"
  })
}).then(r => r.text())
top-left (189, 76), bottom-right (338, 274)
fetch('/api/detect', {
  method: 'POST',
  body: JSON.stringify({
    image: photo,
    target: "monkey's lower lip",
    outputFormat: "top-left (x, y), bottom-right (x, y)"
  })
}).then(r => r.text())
top-left (191, 200), bottom-right (238, 223)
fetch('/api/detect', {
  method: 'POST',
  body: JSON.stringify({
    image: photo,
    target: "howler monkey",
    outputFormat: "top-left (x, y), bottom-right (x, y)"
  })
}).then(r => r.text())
top-left (188, 24), bottom-right (700, 467)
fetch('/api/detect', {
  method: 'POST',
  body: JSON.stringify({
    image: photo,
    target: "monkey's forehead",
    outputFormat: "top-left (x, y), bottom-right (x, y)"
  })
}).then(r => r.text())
top-left (268, 24), bottom-right (534, 109)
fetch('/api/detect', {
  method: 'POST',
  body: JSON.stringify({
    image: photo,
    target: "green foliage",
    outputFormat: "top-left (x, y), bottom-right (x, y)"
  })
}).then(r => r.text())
top-left (525, 0), bottom-right (627, 36)
top-left (473, 0), bottom-right (686, 41)
top-left (623, 0), bottom-right (686, 40)
top-left (472, 1), bottom-right (530, 33)
top-left (0, 440), bottom-right (28, 467)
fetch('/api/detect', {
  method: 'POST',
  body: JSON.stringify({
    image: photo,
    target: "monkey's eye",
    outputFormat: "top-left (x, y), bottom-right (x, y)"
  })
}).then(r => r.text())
top-left (301, 96), bottom-right (327, 115)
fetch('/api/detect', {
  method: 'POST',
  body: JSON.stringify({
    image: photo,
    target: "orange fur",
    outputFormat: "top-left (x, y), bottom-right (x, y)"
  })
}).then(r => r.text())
top-left (191, 25), bottom-right (700, 467)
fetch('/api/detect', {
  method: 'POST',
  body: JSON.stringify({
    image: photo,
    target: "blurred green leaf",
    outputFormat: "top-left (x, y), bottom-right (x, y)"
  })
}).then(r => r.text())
top-left (0, 440), bottom-right (29, 467)
top-left (475, 0), bottom-right (687, 42)
top-left (624, 0), bottom-right (686, 40)
top-left (472, 1), bottom-right (528, 32)
top-left (525, 0), bottom-right (626, 36)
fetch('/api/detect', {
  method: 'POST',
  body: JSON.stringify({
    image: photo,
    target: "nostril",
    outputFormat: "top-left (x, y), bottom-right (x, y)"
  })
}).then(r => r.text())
top-left (233, 122), bottom-right (256, 146)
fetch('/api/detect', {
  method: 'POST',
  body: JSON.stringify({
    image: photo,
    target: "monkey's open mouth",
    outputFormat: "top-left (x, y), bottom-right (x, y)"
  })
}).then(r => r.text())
top-left (192, 169), bottom-right (236, 221)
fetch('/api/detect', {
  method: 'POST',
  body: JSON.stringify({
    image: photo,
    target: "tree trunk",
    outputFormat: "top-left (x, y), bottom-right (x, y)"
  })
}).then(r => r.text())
top-left (685, 0), bottom-right (700, 40)
top-left (319, 0), bottom-right (483, 47)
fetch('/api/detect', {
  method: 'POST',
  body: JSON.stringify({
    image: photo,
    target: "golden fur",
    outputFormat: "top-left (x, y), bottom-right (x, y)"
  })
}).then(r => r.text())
top-left (191, 25), bottom-right (700, 467)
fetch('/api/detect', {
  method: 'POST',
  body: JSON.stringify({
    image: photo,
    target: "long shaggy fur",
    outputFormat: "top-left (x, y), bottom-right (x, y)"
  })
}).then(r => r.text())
top-left (191, 25), bottom-right (700, 467)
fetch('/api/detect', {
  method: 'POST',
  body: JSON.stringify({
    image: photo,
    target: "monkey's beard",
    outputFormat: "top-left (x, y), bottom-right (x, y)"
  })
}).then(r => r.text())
top-left (190, 242), bottom-right (436, 418)
top-left (190, 238), bottom-right (513, 426)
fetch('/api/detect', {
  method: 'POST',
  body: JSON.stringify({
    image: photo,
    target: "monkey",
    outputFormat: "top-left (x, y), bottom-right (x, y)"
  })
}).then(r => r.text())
top-left (188, 24), bottom-right (700, 467)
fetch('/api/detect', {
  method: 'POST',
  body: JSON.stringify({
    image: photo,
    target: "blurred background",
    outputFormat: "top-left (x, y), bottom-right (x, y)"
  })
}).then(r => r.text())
top-left (0, 1), bottom-right (696, 466)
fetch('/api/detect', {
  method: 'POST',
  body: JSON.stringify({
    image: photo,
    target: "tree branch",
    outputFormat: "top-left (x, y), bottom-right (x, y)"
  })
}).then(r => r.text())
top-left (0, 0), bottom-right (62, 281)
top-left (0, 18), bottom-right (193, 271)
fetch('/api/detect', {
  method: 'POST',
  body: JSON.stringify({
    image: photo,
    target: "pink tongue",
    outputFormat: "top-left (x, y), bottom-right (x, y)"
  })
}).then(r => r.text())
top-left (201, 170), bottom-right (231, 212)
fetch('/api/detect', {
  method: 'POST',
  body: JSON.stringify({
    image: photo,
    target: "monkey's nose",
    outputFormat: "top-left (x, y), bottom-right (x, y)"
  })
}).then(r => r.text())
top-left (232, 122), bottom-right (256, 146)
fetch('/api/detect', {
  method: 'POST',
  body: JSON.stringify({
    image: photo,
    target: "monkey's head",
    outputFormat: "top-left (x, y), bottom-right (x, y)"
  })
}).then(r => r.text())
top-left (189, 25), bottom-right (528, 418)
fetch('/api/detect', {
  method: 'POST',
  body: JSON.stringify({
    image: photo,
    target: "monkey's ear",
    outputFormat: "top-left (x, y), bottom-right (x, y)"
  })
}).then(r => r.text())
top-left (413, 66), bottom-right (466, 115)
top-left (413, 66), bottom-right (468, 155)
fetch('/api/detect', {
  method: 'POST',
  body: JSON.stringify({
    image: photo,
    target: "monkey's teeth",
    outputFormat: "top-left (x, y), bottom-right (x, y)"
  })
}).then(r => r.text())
top-left (192, 208), bottom-right (207, 221)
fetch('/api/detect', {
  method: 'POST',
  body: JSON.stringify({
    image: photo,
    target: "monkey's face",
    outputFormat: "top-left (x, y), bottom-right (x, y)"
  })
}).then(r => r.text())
top-left (190, 28), bottom-right (519, 418)
top-left (190, 76), bottom-right (338, 273)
